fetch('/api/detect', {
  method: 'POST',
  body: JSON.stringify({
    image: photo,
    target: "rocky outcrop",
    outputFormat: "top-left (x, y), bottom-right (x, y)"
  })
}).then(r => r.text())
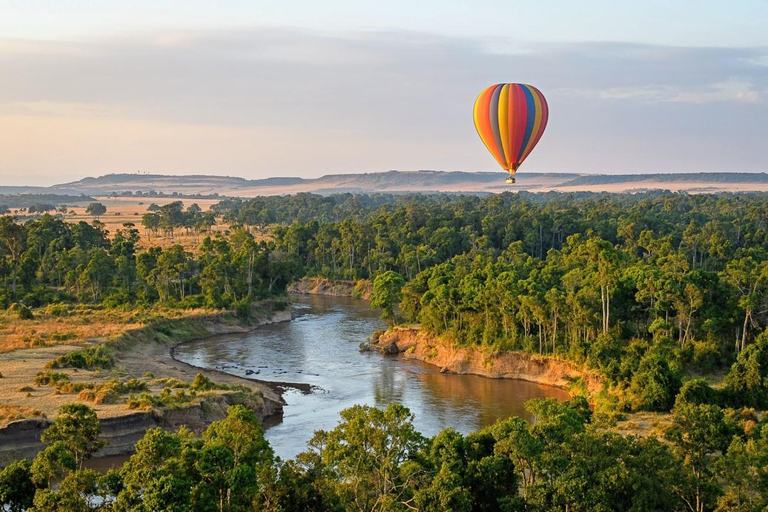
top-left (289, 278), bottom-right (371, 299)
top-left (374, 327), bottom-right (602, 394)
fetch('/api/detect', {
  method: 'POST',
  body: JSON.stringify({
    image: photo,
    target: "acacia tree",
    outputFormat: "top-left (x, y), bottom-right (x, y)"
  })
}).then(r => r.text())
top-left (85, 202), bottom-right (107, 220)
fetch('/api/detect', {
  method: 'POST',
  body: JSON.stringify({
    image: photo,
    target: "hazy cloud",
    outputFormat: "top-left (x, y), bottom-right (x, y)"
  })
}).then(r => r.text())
top-left (0, 29), bottom-right (766, 184)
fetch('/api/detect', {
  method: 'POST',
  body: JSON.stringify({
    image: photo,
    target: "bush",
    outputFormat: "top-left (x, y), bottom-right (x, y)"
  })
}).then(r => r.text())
top-left (674, 378), bottom-right (720, 408)
top-left (723, 331), bottom-right (768, 408)
top-left (50, 331), bottom-right (77, 342)
top-left (47, 344), bottom-right (114, 370)
top-left (178, 295), bottom-right (204, 309)
top-left (690, 339), bottom-right (721, 372)
top-left (9, 303), bottom-right (34, 320)
top-left (34, 371), bottom-right (71, 386)
top-left (629, 351), bottom-right (681, 412)
top-left (44, 304), bottom-right (69, 317)
top-left (191, 373), bottom-right (216, 391)
top-left (234, 299), bottom-right (253, 321)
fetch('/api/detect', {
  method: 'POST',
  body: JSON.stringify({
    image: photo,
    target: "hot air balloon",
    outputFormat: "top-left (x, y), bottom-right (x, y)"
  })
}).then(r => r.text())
top-left (473, 83), bottom-right (549, 184)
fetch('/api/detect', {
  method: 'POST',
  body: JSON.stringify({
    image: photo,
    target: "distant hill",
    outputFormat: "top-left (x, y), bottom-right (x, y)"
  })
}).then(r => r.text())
top-left (9, 171), bottom-right (768, 196)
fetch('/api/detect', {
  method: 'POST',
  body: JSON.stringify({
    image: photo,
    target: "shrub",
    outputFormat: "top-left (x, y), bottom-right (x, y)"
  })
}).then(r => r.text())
top-left (126, 393), bottom-right (161, 410)
top-left (45, 304), bottom-right (69, 317)
top-left (674, 378), bottom-right (720, 408)
top-left (191, 373), bottom-right (216, 391)
top-left (50, 331), bottom-right (77, 342)
top-left (34, 371), bottom-right (71, 386)
top-left (629, 351), bottom-right (681, 412)
top-left (93, 388), bottom-right (120, 404)
top-left (47, 344), bottom-right (114, 370)
top-left (9, 303), bottom-right (34, 320)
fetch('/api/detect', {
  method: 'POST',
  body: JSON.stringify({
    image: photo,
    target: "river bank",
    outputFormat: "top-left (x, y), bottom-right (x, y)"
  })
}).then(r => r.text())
top-left (373, 326), bottom-right (603, 395)
top-left (288, 277), bottom-right (371, 299)
top-left (0, 305), bottom-right (289, 465)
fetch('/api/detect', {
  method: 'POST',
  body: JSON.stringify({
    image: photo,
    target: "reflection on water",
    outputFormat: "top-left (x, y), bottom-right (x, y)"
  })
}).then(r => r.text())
top-left (174, 294), bottom-right (568, 460)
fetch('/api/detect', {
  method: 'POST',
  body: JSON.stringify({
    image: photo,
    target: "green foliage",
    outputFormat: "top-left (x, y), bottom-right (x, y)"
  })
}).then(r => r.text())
top-left (8, 302), bottom-right (33, 319)
top-left (40, 403), bottom-right (106, 468)
top-left (629, 350), bottom-right (681, 411)
top-left (0, 213), bottom-right (298, 316)
top-left (665, 403), bottom-right (732, 512)
top-left (0, 458), bottom-right (35, 512)
top-left (47, 344), bottom-right (114, 370)
top-left (84, 202), bottom-right (106, 218)
top-left (305, 403), bottom-right (427, 511)
top-left (34, 370), bottom-right (71, 386)
top-left (724, 331), bottom-right (768, 407)
top-left (8, 398), bottom-right (768, 511)
top-left (675, 378), bottom-right (720, 408)
top-left (370, 270), bottom-right (405, 324)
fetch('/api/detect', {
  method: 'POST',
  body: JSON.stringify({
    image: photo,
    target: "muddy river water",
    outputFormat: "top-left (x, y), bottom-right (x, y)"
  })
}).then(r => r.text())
top-left (174, 294), bottom-right (569, 460)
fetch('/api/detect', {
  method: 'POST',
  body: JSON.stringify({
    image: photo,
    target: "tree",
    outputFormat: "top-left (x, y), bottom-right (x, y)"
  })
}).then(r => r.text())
top-left (41, 403), bottom-right (106, 469)
top-left (0, 459), bottom-right (35, 512)
top-left (665, 403), bottom-right (730, 512)
top-left (724, 330), bottom-right (768, 407)
top-left (629, 350), bottom-right (681, 411)
top-left (304, 403), bottom-right (426, 512)
top-left (196, 405), bottom-right (274, 512)
top-left (117, 427), bottom-right (196, 511)
top-left (0, 216), bottom-right (25, 299)
top-left (85, 202), bottom-right (107, 220)
top-left (141, 212), bottom-right (160, 240)
top-left (370, 270), bottom-right (405, 325)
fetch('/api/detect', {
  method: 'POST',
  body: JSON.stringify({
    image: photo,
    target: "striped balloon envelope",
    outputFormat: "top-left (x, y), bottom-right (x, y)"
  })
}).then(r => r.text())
top-left (473, 83), bottom-right (549, 182)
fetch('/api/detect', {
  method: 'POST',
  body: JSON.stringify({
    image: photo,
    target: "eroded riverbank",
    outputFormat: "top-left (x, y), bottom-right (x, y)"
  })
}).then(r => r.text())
top-left (374, 327), bottom-right (603, 394)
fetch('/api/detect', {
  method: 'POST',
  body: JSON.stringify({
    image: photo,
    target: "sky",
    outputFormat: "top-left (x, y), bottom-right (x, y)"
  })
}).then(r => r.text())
top-left (1, 1), bottom-right (767, 185)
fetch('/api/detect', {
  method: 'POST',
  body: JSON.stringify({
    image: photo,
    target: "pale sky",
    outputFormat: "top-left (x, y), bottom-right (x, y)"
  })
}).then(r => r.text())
top-left (1, 1), bottom-right (767, 185)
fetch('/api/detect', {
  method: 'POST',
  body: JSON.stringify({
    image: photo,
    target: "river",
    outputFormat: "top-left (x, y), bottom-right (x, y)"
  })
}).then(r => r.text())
top-left (174, 294), bottom-right (569, 460)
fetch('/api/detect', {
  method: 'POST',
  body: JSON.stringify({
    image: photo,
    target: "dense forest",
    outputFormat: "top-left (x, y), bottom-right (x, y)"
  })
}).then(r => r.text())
top-left (1, 397), bottom-right (766, 512)
top-left (219, 192), bottom-right (768, 414)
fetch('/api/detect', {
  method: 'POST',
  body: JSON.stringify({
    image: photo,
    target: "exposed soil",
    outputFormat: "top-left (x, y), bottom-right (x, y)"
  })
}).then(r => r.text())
top-left (373, 327), bottom-right (603, 394)
top-left (288, 277), bottom-right (371, 299)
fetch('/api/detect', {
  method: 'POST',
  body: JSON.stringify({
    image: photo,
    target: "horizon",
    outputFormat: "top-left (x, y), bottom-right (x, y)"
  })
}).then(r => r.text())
top-left (1, 2), bottom-right (767, 186)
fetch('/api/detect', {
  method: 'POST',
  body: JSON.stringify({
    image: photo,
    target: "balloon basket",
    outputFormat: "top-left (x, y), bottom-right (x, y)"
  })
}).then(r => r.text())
top-left (505, 176), bottom-right (516, 185)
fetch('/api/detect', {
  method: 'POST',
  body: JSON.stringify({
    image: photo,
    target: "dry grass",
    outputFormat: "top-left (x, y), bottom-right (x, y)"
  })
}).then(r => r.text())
top-left (615, 411), bottom-right (672, 438)
top-left (64, 197), bottom-right (224, 252)
top-left (0, 307), bottom-right (144, 353)
top-left (0, 404), bottom-right (45, 427)
top-left (0, 303), bottom-right (275, 422)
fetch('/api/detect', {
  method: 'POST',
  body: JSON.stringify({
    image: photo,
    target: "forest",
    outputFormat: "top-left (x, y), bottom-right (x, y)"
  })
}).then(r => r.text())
top-left (5, 190), bottom-right (768, 510)
top-left (233, 192), bottom-right (768, 414)
top-left (1, 397), bottom-right (765, 512)
top-left (0, 213), bottom-right (300, 314)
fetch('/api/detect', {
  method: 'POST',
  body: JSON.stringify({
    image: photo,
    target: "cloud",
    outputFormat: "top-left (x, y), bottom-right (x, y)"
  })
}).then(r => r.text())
top-left (0, 29), bottom-right (766, 183)
top-left (569, 80), bottom-right (765, 105)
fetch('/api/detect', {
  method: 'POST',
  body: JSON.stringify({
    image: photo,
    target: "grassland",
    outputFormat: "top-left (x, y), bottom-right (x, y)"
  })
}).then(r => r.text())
top-left (0, 303), bottom-right (284, 427)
